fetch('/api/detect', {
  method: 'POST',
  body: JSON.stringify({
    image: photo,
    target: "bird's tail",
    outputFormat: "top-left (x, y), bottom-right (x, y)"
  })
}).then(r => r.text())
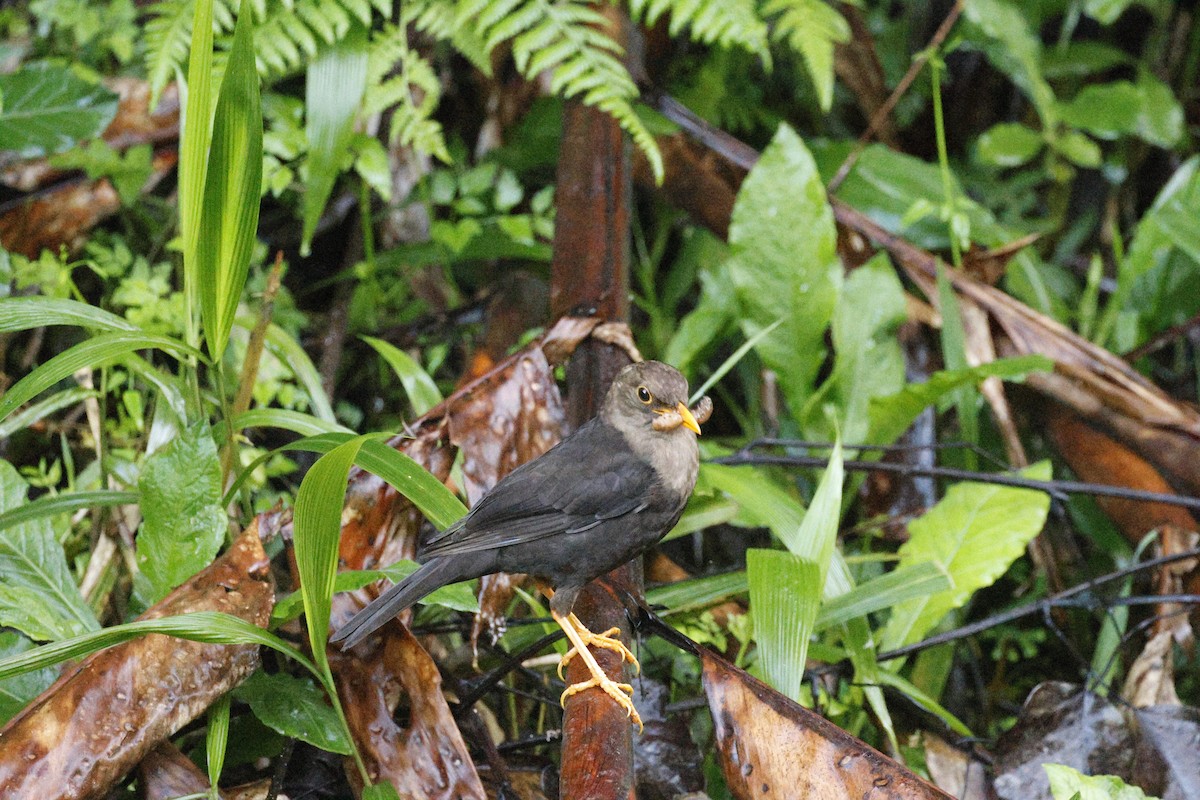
top-left (331, 557), bottom-right (464, 649)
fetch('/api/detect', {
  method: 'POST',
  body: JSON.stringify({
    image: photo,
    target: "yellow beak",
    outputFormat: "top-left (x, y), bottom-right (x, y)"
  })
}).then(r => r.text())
top-left (677, 401), bottom-right (701, 435)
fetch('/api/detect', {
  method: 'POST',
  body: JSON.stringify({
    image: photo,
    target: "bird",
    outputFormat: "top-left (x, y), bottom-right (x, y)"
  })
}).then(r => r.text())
top-left (331, 360), bottom-right (711, 729)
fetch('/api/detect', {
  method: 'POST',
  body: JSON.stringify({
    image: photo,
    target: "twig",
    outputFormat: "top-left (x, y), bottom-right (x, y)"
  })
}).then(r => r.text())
top-left (710, 450), bottom-right (1200, 512)
top-left (826, 0), bottom-right (966, 193)
top-left (875, 548), bottom-right (1200, 663)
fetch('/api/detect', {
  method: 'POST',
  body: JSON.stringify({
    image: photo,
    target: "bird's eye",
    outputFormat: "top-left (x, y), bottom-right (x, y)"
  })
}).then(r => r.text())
top-left (637, 386), bottom-right (652, 404)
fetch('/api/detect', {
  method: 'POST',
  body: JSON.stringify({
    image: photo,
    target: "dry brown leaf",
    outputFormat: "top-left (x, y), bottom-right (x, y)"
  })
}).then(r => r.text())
top-left (0, 519), bottom-right (276, 800)
top-left (923, 733), bottom-right (992, 800)
top-left (699, 648), bottom-right (953, 799)
top-left (139, 742), bottom-right (221, 800)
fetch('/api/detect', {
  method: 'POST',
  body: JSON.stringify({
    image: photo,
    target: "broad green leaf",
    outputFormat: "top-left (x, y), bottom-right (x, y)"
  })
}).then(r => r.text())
top-left (747, 549), bottom-right (820, 702)
top-left (1041, 41), bottom-right (1131, 79)
top-left (881, 461), bottom-right (1053, 652)
top-left (803, 254), bottom-right (906, 443)
top-left (1058, 72), bottom-right (1182, 148)
top-left (0, 62), bottom-right (118, 158)
top-left (0, 490), bottom-right (138, 534)
top-left (0, 612), bottom-right (317, 685)
top-left (362, 336), bottom-right (443, 416)
top-left (0, 632), bottom-right (56, 725)
top-left (867, 355), bottom-right (1053, 446)
top-left (727, 124), bottom-right (841, 415)
top-left (1054, 130), bottom-right (1102, 168)
top-left (235, 670), bottom-right (352, 754)
top-left (302, 23), bottom-right (369, 254)
top-left (814, 561), bottom-right (951, 631)
top-left (0, 331), bottom-right (202, 423)
top-left (137, 423), bottom-right (227, 601)
top-left (663, 272), bottom-right (737, 378)
top-left (663, 495), bottom-right (740, 542)
top-left (1044, 764), bottom-right (1156, 800)
top-left (293, 435), bottom-right (374, 670)
top-left (197, 1), bottom-right (263, 361)
top-left (271, 561), bottom-right (478, 626)
top-left (0, 297), bottom-right (137, 333)
top-left (0, 462), bottom-right (99, 641)
top-left (746, 442), bottom-right (842, 702)
top-left (976, 122), bottom-right (1044, 167)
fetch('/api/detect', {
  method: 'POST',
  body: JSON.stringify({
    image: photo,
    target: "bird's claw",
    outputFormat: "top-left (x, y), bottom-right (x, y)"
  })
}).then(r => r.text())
top-left (560, 675), bottom-right (643, 733)
top-left (557, 623), bottom-right (639, 680)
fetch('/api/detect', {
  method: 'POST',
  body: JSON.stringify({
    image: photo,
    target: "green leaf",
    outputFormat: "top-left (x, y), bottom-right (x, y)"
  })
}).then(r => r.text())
top-left (0, 490), bottom-right (138, 534)
top-left (963, 0), bottom-right (1057, 125)
top-left (0, 612), bottom-right (317, 685)
top-left (206, 692), bottom-right (231, 795)
top-left (1054, 130), bottom-right (1102, 168)
top-left (814, 561), bottom-right (951, 631)
top-left (763, 0), bottom-right (849, 111)
top-left (747, 550), bottom-right (821, 701)
top-left (361, 336), bottom-right (443, 416)
top-left (0, 330), bottom-right (200, 429)
top-left (302, 23), bottom-right (369, 255)
top-left (137, 423), bottom-right (227, 601)
top-left (804, 254), bottom-right (906, 443)
top-left (1082, 0), bottom-right (1140, 25)
top-left (1044, 764), bottom-right (1156, 800)
top-left (235, 670), bottom-right (353, 754)
top-left (271, 561), bottom-right (478, 626)
top-left (363, 783), bottom-right (404, 800)
top-left (646, 570), bottom-right (748, 616)
top-left (1058, 72), bottom-right (1182, 148)
top-left (0, 388), bottom-right (99, 441)
top-left (0, 297), bottom-right (138, 334)
top-left (0, 462), bottom-right (100, 641)
top-left (197, 1), bottom-right (263, 360)
top-left (180, 0), bottom-right (216, 350)
top-left (867, 356), bottom-right (1053, 446)
top-left (695, 462), bottom-right (804, 536)
top-left (233, 408), bottom-right (353, 438)
top-left (976, 122), bottom-right (1045, 167)
top-left (881, 461), bottom-right (1053, 652)
top-left (0, 631), bottom-right (56, 725)
top-left (727, 124), bottom-right (842, 415)
top-left (293, 435), bottom-right (374, 671)
top-left (0, 62), bottom-right (118, 158)
top-left (746, 442), bottom-right (843, 702)
top-left (260, 321), bottom-right (337, 423)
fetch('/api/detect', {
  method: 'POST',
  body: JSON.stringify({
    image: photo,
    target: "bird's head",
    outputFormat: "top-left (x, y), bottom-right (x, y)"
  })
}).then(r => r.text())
top-left (601, 361), bottom-right (705, 436)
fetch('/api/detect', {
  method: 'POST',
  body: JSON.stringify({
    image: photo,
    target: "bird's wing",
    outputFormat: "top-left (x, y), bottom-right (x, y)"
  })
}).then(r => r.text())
top-left (419, 419), bottom-right (656, 558)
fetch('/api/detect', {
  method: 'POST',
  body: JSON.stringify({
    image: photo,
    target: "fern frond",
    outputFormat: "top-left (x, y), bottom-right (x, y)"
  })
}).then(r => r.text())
top-left (459, 0), bottom-right (663, 180)
top-left (364, 23), bottom-right (451, 163)
top-left (144, 0), bottom-right (240, 101)
top-left (762, 0), bottom-right (849, 111)
top-left (145, 0), bottom-right (387, 92)
top-left (407, 0), bottom-right (491, 73)
top-left (627, 0), bottom-right (769, 62)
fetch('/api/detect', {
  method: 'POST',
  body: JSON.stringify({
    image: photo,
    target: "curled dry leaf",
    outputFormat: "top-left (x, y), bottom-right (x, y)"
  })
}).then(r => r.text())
top-left (139, 742), bottom-right (221, 800)
top-left (0, 518), bottom-right (276, 800)
top-left (700, 647), bottom-right (953, 800)
top-left (333, 626), bottom-right (485, 798)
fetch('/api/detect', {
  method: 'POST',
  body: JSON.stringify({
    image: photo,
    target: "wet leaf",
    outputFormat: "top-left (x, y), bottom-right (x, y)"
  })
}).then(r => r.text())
top-left (235, 670), bottom-right (353, 755)
top-left (137, 422), bottom-right (227, 601)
